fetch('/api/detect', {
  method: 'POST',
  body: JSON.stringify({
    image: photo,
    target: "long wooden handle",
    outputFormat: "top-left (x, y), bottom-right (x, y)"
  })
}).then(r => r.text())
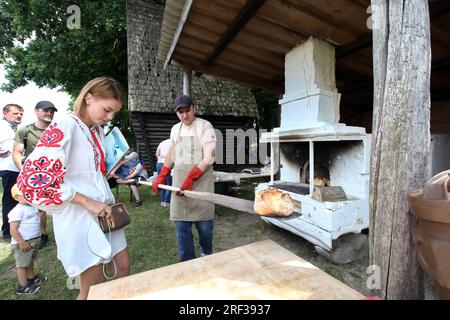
top-left (158, 184), bottom-right (181, 192)
top-left (139, 180), bottom-right (180, 192)
top-left (138, 180), bottom-right (256, 214)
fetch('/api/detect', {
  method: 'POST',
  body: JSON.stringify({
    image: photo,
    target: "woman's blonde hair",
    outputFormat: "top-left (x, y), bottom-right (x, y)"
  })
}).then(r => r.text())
top-left (73, 77), bottom-right (124, 117)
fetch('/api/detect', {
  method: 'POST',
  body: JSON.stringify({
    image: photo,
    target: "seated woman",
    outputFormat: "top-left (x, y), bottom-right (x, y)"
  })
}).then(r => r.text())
top-left (108, 152), bottom-right (147, 207)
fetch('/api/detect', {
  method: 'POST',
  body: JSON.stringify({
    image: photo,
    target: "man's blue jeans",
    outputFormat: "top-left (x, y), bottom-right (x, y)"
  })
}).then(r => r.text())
top-left (156, 162), bottom-right (172, 203)
top-left (175, 220), bottom-right (214, 261)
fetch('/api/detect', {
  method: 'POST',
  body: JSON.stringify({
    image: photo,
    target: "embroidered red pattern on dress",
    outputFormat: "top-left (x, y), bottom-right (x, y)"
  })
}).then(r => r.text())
top-left (17, 156), bottom-right (66, 205)
top-left (92, 142), bottom-right (100, 172)
top-left (37, 124), bottom-right (64, 148)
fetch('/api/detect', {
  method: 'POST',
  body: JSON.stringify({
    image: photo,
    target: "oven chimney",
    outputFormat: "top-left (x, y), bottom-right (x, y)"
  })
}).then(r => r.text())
top-left (280, 37), bottom-right (340, 129)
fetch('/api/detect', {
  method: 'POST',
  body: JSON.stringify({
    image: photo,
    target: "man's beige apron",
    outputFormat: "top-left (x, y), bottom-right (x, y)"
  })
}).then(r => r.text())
top-left (170, 121), bottom-right (214, 221)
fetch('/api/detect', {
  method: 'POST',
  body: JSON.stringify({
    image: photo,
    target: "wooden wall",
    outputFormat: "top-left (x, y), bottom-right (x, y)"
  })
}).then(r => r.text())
top-left (131, 112), bottom-right (257, 173)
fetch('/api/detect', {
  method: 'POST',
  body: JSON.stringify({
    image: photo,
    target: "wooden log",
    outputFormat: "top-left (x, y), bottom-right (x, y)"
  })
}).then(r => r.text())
top-left (312, 186), bottom-right (347, 202)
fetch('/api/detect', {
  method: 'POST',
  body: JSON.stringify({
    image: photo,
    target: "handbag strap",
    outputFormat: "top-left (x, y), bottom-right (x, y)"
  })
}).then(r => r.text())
top-left (86, 215), bottom-right (117, 280)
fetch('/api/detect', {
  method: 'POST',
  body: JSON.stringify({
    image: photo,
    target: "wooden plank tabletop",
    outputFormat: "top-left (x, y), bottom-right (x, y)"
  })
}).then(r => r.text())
top-left (87, 239), bottom-right (365, 300)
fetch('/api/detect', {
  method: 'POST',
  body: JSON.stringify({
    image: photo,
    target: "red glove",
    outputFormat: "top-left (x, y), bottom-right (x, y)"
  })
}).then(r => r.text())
top-left (180, 166), bottom-right (203, 191)
top-left (152, 165), bottom-right (171, 193)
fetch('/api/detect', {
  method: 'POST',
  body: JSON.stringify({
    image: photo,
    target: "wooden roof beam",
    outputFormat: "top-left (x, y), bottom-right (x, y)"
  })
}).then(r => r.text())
top-left (164, 0), bottom-right (194, 69)
top-left (337, 58), bottom-right (450, 93)
top-left (336, 1), bottom-right (450, 60)
top-left (176, 36), bottom-right (283, 77)
top-left (336, 33), bottom-right (372, 59)
top-left (280, 0), bottom-right (363, 37)
top-left (183, 21), bottom-right (286, 67)
top-left (172, 58), bottom-right (283, 94)
top-left (203, 0), bottom-right (266, 66)
top-left (174, 48), bottom-right (279, 80)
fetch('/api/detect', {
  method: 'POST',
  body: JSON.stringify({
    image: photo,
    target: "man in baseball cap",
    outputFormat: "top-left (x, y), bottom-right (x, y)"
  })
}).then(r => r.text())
top-left (34, 101), bottom-right (58, 112)
top-left (173, 95), bottom-right (194, 111)
top-left (12, 100), bottom-right (58, 249)
top-left (152, 94), bottom-right (218, 261)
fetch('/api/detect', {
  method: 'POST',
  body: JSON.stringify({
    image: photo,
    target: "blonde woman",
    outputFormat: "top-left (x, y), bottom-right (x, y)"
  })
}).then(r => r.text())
top-left (16, 77), bottom-right (130, 299)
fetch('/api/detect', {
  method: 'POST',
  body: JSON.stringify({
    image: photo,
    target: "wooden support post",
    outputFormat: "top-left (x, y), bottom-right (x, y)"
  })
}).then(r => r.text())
top-left (183, 69), bottom-right (192, 96)
top-left (270, 142), bottom-right (274, 184)
top-left (370, 0), bottom-right (431, 299)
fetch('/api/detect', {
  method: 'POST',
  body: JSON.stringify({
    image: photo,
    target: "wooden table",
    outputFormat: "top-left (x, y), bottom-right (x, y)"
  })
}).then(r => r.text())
top-left (87, 240), bottom-right (364, 300)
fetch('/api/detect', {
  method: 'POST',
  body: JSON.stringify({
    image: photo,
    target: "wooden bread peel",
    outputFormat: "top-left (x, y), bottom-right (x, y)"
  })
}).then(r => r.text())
top-left (138, 181), bottom-right (294, 217)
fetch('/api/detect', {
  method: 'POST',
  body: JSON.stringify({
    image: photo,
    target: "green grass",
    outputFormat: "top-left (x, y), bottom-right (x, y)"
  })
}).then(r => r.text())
top-left (0, 186), bottom-right (181, 300)
top-left (0, 184), bottom-right (369, 299)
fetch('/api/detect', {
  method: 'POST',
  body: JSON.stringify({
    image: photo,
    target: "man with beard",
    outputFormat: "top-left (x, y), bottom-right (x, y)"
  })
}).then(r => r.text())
top-left (0, 104), bottom-right (24, 240)
top-left (13, 101), bottom-right (58, 249)
top-left (152, 95), bottom-right (217, 261)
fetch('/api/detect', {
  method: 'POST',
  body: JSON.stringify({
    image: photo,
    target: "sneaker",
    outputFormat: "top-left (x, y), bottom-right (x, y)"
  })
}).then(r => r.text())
top-left (2, 233), bottom-right (11, 241)
top-left (16, 282), bottom-right (40, 295)
top-left (162, 202), bottom-right (170, 208)
top-left (38, 234), bottom-right (48, 249)
top-left (27, 274), bottom-right (48, 285)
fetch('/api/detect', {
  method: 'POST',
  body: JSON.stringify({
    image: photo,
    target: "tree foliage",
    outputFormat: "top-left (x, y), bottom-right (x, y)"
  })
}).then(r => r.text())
top-left (0, 0), bottom-right (128, 94)
top-left (0, 0), bottom-right (164, 147)
top-left (0, 0), bottom-right (279, 147)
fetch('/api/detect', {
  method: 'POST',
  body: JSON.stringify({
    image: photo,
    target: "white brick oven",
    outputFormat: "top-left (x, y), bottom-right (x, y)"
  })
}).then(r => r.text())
top-left (257, 37), bottom-right (371, 262)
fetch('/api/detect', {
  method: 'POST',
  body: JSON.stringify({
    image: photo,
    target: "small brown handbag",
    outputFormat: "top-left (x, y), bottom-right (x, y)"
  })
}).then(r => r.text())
top-left (99, 203), bottom-right (131, 233)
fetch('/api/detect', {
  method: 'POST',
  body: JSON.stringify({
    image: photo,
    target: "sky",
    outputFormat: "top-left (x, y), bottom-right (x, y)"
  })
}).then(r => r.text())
top-left (0, 65), bottom-right (71, 127)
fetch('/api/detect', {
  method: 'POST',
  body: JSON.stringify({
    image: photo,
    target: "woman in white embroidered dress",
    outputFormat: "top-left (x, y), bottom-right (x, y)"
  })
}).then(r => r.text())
top-left (16, 77), bottom-right (130, 299)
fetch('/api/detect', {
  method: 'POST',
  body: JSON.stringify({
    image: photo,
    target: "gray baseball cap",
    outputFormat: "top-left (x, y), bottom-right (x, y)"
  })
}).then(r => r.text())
top-left (174, 95), bottom-right (194, 111)
top-left (35, 101), bottom-right (58, 111)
